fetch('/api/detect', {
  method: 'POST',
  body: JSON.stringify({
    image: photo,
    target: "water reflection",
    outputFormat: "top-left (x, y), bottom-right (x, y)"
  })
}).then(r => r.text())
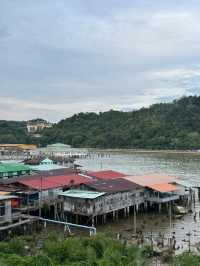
top-left (77, 151), bottom-right (200, 184)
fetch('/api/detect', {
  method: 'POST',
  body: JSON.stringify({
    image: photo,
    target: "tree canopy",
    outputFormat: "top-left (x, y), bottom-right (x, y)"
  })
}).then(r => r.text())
top-left (1, 96), bottom-right (200, 149)
top-left (40, 96), bottom-right (200, 149)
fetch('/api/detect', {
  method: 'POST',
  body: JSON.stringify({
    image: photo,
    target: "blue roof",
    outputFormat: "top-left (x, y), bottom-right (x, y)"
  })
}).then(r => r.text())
top-left (30, 164), bottom-right (68, 171)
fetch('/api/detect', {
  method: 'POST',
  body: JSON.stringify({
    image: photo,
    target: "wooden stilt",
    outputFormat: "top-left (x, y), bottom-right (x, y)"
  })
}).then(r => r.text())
top-left (103, 214), bottom-right (106, 224)
top-left (127, 206), bottom-right (130, 217)
top-left (124, 208), bottom-right (126, 218)
top-left (112, 211), bottom-right (115, 221)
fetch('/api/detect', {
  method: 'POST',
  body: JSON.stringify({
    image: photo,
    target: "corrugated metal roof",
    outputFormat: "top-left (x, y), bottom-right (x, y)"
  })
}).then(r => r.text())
top-left (124, 173), bottom-right (178, 187)
top-left (0, 144), bottom-right (36, 150)
top-left (0, 163), bottom-right (31, 173)
top-left (59, 190), bottom-right (106, 199)
top-left (147, 183), bottom-right (178, 193)
top-left (0, 168), bottom-right (77, 184)
top-left (30, 164), bottom-right (68, 171)
top-left (17, 174), bottom-right (91, 191)
top-left (34, 168), bottom-right (77, 176)
top-left (87, 170), bottom-right (127, 180)
top-left (85, 178), bottom-right (142, 193)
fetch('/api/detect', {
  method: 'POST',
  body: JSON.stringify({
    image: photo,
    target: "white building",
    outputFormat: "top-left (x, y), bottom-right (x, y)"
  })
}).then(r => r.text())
top-left (27, 119), bottom-right (52, 133)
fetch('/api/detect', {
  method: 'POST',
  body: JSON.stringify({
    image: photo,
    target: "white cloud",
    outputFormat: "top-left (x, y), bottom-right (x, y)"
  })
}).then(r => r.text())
top-left (147, 67), bottom-right (200, 80)
top-left (0, 2), bottom-right (200, 120)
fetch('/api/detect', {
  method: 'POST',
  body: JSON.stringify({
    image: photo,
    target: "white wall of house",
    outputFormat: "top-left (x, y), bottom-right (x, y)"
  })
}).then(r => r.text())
top-left (39, 188), bottom-right (63, 201)
top-left (0, 200), bottom-right (12, 223)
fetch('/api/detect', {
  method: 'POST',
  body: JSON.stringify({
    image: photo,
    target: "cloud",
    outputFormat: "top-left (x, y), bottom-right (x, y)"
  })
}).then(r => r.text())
top-left (0, 1), bottom-right (200, 121)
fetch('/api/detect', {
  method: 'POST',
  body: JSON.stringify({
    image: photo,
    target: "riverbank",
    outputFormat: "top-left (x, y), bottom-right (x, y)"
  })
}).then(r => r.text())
top-left (88, 148), bottom-right (200, 155)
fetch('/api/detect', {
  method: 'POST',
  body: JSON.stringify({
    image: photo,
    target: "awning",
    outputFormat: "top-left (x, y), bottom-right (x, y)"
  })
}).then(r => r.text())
top-left (147, 183), bottom-right (178, 193)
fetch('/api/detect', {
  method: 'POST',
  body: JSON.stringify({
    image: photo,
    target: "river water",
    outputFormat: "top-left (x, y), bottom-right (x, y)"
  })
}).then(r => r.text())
top-left (77, 150), bottom-right (200, 252)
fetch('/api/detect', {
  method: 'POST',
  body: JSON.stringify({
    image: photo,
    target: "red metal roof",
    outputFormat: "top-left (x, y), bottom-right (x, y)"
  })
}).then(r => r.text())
top-left (147, 183), bottom-right (178, 193)
top-left (87, 170), bottom-right (127, 180)
top-left (17, 174), bottom-right (91, 191)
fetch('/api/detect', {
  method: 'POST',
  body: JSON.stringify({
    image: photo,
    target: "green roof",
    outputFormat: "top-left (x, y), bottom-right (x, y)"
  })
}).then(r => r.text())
top-left (0, 163), bottom-right (31, 173)
top-left (40, 158), bottom-right (54, 165)
top-left (47, 143), bottom-right (71, 148)
top-left (59, 190), bottom-right (106, 199)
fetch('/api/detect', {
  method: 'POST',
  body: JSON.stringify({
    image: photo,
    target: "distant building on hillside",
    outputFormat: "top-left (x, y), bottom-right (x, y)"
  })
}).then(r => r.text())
top-left (26, 119), bottom-right (52, 134)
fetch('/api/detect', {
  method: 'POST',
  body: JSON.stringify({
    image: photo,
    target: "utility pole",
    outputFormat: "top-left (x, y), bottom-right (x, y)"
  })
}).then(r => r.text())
top-left (150, 230), bottom-right (153, 249)
top-left (186, 232), bottom-right (191, 252)
top-left (100, 160), bottom-right (103, 170)
top-left (39, 175), bottom-right (42, 217)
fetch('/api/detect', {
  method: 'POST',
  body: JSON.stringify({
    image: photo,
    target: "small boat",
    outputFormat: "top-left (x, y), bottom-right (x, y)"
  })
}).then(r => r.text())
top-left (174, 206), bottom-right (188, 215)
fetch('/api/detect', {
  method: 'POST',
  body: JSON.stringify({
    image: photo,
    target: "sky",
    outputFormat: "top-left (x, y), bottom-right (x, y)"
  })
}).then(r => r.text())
top-left (0, 0), bottom-right (200, 122)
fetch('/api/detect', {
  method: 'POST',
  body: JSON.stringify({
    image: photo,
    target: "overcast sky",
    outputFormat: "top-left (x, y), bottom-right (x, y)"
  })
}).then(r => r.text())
top-left (0, 1), bottom-right (200, 122)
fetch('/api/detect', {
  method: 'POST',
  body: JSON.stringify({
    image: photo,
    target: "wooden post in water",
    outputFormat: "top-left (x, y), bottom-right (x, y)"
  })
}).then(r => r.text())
top-left (124, 208), bottom-right (126, 218)
top-left (127, 206), bottom-right (130, 217)
top-left (134, 205), bottom-right (137, 234)
top-left (116, 211), bottom-right (119, 221)
top-left (169, 201), bottom-right (172, 239)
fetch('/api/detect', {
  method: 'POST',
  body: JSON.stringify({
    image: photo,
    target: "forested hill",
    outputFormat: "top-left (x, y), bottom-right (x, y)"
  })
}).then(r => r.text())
top-left (0, 121), bottom-right (32, 144)
top-left (41, 96), bottom-right (200, 149)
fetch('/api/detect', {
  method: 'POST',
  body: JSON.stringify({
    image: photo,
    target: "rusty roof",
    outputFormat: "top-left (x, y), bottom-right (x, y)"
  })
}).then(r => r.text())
top-left (87, 170), bottom-right (127, 180)
top-left (84, 178), bottom-right (142, 193)
top-left (16, 174), bottom-right (92, 191)
top-left (124, 173), bottom-right (178, 187)
top-left (147, 183), bottom-right (178, 193)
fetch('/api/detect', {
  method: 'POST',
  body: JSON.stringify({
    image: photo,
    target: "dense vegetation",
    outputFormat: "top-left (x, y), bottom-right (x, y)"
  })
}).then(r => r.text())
top-left (0, 234), bottom-right (151, 266)
top-left (0, 96), bottom-right (200, 149)
top-left (0, 121), bottom-right (32, 144)
top-left (41, 96), bottom-right (200, 149)
top-left (0, 233), bottom-right (198, 266)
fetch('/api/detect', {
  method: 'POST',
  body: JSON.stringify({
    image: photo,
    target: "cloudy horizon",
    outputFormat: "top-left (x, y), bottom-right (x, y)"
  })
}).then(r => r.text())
top-left (0, 1), bottom-right (200, 122)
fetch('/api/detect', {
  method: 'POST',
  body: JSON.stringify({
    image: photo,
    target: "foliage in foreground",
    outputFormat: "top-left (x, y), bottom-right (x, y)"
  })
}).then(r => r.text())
top-left (0, 234), bottom-right (151, 266)
top-left (172, 252), bottom-right (200, 266)
top-left (0, 234), bottom-right (200, 265)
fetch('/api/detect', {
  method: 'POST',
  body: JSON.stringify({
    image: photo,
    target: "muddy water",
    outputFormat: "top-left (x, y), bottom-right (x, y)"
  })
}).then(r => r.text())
top-left (96, 202), bottom-right (200, 253)
top-left (77, 151), bottom-right (200, 252)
